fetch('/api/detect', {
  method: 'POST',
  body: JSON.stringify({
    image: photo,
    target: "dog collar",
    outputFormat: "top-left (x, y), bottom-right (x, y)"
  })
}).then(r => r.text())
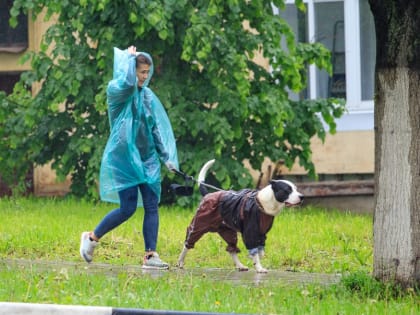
top-left (255, 196), bottom-right (269, 215)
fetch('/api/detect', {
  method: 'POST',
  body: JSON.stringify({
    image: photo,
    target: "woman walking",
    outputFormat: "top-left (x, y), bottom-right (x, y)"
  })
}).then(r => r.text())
top-left (80, 46), bottom-right (178, 269)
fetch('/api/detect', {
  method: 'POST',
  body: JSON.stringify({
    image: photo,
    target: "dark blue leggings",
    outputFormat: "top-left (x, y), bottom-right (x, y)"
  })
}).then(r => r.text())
top-left (94, 184), bottom-right (159, 252)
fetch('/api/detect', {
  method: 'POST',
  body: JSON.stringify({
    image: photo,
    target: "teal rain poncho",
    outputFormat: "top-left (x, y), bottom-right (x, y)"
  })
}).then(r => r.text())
top-left (99, 47), bottom-right (179, 206)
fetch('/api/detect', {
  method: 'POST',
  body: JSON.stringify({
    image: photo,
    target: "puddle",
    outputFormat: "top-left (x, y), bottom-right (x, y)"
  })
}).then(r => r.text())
top-left (1, 258), bottom-right (341, 286)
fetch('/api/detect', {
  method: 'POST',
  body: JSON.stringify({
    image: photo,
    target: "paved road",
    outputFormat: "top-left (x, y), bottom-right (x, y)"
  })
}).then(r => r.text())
top-left (1, 258), bottom-right (341, 286)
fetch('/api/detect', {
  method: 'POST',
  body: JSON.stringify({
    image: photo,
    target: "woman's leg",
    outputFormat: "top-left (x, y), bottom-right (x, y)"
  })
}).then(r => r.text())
top-left (81, 186), bottom-right (138, 263)
top-left (139, 184), bottom-right (159, 252)
top-left (93, 186), bottom-right (138, 239)
top-left (139, 184), bottom-right (168, 269)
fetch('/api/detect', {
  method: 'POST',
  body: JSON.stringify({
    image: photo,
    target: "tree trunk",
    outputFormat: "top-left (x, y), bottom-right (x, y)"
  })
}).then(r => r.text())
top-left (369, 0), bottom-right (420, 286)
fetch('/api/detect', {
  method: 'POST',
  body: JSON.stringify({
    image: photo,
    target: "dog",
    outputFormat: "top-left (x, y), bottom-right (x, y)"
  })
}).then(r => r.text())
top-left (176, 159), bottom-right (304, 273)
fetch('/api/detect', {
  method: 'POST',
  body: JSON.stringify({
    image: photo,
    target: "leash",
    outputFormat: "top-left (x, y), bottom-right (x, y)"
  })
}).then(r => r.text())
top-left (171, 168), bottom-right (224, 196)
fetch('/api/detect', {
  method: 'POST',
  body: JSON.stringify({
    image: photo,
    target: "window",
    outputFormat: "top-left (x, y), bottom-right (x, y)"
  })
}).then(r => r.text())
top-left (314, 2), bottom-right (345, 99)
top-left (278, 4), bottom-right (309, 101)
top-left (0, 72), bottom-right (22, 94)
top-left (278, 0), bottom-right (376, 116)
top-left (0, 0), bottom-right (28, 53)
top-left (359, 0), bottom-right (375, 101)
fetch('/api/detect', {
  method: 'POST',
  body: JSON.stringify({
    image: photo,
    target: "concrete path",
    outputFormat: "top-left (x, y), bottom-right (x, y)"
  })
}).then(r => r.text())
top-left (1, 258), bottom-right (341, 286)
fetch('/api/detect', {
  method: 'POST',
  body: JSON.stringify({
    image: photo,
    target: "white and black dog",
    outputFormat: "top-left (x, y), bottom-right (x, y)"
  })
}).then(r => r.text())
top-left (176, 159), bottom-right (304, 273)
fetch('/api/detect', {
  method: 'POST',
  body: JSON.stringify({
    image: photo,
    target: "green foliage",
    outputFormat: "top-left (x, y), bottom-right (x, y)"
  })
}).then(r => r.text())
top-left (0, 0), bottom-right (345, 200)
top-left (340, 271), bottom-right (419, 300)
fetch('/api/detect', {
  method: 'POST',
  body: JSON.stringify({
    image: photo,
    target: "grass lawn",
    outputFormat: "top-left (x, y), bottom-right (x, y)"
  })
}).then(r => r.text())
top-left (1, 197), bottom-right (419, 314)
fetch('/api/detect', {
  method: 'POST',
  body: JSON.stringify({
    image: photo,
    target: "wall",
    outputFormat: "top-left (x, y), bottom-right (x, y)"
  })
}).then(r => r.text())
top-left (247, 130), bottom-right (375, 213)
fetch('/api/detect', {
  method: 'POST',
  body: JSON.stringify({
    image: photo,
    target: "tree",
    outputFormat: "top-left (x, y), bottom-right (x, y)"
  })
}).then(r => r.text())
top-left (0, 0), bottom-right (344, 200)
top-left (369, 0), bottom-right (420, 286)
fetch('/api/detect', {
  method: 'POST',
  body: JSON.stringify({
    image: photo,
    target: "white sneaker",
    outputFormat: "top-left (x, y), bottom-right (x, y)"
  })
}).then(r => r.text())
top-left (142, 252), bottom-right (169, 270)
top-left (80, 232), bottom-right (98, 263)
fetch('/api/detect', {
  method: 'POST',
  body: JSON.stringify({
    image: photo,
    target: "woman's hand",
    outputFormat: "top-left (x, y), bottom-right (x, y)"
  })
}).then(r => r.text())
top-left (165, 161), bottom-right (177, 173)
top-left (128, 45), bottom-right (136, 55)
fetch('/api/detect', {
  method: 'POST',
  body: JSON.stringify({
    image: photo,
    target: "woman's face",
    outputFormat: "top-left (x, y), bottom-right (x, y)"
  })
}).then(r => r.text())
top-left (136, 63), bottom-right (150, 87)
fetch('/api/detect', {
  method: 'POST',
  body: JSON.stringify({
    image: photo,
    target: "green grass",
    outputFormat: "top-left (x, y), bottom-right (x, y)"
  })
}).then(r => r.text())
top-left (1, 197), bottom-right (419, 314)
top-left (0, 197), bottom-right (372, 272)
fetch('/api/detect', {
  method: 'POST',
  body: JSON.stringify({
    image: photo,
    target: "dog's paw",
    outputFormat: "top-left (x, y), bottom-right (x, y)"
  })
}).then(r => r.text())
top-left (256, 267), bottom-right (268, 273)
top-left (175, 261), bottom-right (185, 269)
top-left (234, 260), bottom-right (249, 271)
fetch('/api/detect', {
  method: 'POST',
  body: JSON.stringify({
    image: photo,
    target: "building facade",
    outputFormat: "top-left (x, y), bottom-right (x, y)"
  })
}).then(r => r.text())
top-left (270, 0), bottom-right (375, 212)
top-left (0, 2), bottom-right (67, 196)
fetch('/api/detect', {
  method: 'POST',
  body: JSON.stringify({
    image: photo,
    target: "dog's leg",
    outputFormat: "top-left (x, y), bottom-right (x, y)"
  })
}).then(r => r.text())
top-left (230, 253), bottom-right (249, 271)
top-left (218, 226), bottom-right (248, 271)
top-left (176, 246), bottom-right (189, 268)
top-left (249, 248), bottom-right (268, 273)
top-left (258, 246), bottom-right (265, 258)
top-left (251, 254), bottom-right (268, 273)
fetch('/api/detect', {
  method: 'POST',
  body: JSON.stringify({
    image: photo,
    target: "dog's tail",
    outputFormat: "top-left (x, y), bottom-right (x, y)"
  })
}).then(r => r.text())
top-left (197, 159), bottom-right (215, 196)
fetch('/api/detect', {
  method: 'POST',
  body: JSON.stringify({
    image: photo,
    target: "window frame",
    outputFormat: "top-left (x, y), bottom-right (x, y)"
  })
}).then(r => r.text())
top-left (282, 0), bottom-right (374, 114)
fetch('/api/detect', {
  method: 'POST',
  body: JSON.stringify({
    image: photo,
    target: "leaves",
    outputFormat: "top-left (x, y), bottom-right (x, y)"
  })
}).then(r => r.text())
top-left (1, 0), bottom-right (344, 201)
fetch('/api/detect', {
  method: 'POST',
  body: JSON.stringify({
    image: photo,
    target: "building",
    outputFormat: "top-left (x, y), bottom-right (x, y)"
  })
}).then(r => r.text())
top-left (253, 0), bottom-right (374, 213)
top-left (0, 0), bottom-right (375, 211)
top-left (0, 2), bottom-right (68, 196)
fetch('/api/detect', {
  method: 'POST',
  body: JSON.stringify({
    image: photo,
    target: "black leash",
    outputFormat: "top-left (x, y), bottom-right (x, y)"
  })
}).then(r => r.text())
top-left (171, 169), bottom-right (224, 194)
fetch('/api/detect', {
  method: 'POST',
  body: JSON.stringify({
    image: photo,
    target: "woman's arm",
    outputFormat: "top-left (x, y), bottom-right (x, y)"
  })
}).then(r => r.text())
top-left (106, 47), bottom-right (137, 106)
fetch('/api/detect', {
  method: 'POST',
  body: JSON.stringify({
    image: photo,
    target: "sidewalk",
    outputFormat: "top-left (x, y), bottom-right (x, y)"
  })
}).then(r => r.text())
top-left (1, 258), bottom-right (341, 286)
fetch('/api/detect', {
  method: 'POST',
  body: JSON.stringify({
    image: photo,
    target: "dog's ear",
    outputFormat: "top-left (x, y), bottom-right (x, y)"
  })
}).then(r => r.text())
top-left (270, 180), bottom-right (292, 203)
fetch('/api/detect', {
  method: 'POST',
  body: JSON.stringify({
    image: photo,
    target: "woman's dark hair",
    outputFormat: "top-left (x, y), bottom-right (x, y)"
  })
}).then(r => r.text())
top-left (136, 54), bottom-right (151, 68)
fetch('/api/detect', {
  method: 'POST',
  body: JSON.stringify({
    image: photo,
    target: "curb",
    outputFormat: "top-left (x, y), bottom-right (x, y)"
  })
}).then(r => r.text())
top-left (0, 302), bottom-right (246, 315)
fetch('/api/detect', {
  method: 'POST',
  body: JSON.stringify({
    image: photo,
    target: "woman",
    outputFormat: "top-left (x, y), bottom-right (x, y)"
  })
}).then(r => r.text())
top-left (80, 46), bottom-right (178, 269)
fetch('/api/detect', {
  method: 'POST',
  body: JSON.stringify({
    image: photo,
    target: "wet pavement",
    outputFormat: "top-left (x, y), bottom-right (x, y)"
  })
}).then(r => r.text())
top-left (1, 258), bottom-right (341, 286)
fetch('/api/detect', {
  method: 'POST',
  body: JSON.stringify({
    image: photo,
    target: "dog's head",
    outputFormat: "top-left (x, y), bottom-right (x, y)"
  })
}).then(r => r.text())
top-left (257, 179), bottom-right (304, 216)
top-left (270, 179), bottom-right (304, 207)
